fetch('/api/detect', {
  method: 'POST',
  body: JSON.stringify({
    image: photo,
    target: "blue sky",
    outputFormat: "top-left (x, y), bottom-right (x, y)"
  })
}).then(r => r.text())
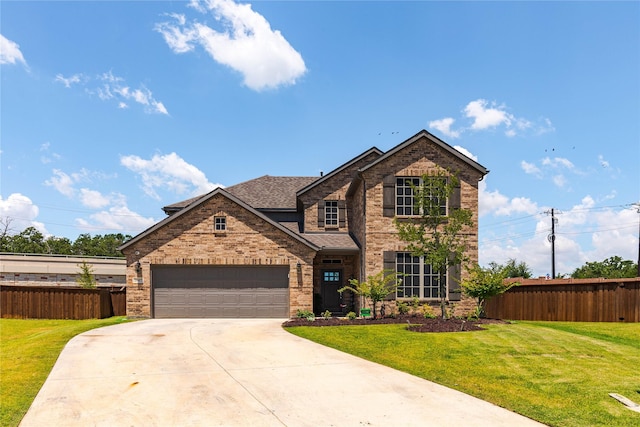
top-left (1, 0), bottom-right (639, 276)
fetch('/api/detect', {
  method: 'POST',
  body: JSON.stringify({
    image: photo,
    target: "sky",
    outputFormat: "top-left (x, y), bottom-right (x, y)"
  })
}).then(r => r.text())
top-left (1, 0), bottom-right (639, 277)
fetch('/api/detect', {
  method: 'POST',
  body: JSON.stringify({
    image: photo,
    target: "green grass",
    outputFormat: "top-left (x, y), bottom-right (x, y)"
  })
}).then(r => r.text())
top-left (0, 317), bottom-right (130, 427)
top-left (286, 321), bottom-right (640, 427)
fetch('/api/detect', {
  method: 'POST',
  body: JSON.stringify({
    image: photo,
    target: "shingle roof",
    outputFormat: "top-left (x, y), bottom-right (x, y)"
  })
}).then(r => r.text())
top-left (162, 175), bottom-right (318, 214)
top-left (300, 233), bottom-right (359, 251)
top-left (227, 175), bottom-right (318, 210)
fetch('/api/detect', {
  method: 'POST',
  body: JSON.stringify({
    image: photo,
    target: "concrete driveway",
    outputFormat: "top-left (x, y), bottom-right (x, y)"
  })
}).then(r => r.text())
top-left (21, 319), bottom-right (544, 427)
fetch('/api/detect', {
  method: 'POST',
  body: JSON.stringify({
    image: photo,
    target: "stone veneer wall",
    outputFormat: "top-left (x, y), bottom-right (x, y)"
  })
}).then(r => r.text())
top-left (122, 193), bottom-right (317, 318)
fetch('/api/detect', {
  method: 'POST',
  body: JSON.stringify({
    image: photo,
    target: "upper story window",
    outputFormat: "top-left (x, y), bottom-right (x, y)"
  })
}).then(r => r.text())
top-left (214, 216), bottom-right (226, 231)
top-left (318, 200), bottom-right (345, 229)
top-left (325, 200), bottom-right (338, 226)
top-left (395, 177), bottom-right (447, 217)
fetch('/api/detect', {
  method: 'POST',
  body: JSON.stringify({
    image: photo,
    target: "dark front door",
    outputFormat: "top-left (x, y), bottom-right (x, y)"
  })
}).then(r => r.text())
top-left (321, 269), bottom-right (343, 313)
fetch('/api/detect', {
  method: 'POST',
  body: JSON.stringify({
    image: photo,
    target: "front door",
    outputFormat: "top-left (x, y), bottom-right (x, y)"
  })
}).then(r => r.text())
top-left (321, 269), bottom-right (343, 313)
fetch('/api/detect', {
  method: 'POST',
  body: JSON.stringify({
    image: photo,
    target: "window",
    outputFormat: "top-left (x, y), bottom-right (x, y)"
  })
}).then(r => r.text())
top-left (395, 177), bottom-right (447, 217)
top-left (214, 216), bottom-right (226, 231)
top-left (325, 200), bottom-right (338, 226)
top-left (395, 252), bottom-right (445, 299)
top-left (323, 271), bottom-right (341, 282)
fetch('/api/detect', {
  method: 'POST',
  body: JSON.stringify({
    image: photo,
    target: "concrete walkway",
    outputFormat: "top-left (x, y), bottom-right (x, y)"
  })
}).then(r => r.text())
top-left (21, 319), bottom-right (544, 427)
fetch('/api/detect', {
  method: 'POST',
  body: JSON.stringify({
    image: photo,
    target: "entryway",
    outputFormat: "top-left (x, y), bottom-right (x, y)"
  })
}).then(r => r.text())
top-left (320, 269), bottom-right (343, 314)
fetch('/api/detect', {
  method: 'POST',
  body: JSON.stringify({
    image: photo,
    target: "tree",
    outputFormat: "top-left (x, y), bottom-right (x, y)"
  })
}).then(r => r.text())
top-left (9, 227), bottom-right (47, 254)
top-left (394, 170), bottom-right (474, 318)
top-left (460, 264), bottom-right (518, 318)
top-left (0, 216), bottom-right (15, 252)
top-left (338, 270), bottom-right (403, 319)
top-left (45, 236), bottom-right (73, 255)
top-left (571, 256), bottom-right (637, 279)
top-left (488, 258), bottom-right (532, 278)
top-left (76, 260), bottom-right (97, 289)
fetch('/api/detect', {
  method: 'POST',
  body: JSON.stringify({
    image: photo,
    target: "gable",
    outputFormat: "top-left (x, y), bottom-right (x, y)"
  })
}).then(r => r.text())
top-left (119, 188), bottom-right (318, 253)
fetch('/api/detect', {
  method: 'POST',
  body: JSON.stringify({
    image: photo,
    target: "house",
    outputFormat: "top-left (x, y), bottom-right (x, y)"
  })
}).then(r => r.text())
top-left (119, 130), bottom-right (488, 318)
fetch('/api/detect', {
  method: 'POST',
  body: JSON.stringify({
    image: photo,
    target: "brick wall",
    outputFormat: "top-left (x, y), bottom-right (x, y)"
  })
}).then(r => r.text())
top-left (359, 136), bottom-right (483, 309)
top-left (122, 193), bottom-right (317, 318)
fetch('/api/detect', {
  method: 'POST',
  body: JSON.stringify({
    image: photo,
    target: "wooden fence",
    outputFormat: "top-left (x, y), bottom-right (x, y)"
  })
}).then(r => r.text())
top-left (485, 277), bottom-right (640, 322)
top-left (1, 285), bottom-right (127, 320)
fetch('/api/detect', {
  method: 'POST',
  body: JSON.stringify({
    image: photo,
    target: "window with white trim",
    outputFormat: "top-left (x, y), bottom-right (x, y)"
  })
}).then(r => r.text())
top-left (395, 177), bottom-right (447, 217)
top-left (214, 216), bottom-right (226, 231)
top-left (395, 252), bottom-right (445, 299)
top-left (325, 200), bottom-right (338, 227)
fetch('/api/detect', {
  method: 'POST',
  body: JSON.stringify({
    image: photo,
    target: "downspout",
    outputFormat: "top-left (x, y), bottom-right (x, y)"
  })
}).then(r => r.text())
top-left (360, 171), bottom-right (367, 285)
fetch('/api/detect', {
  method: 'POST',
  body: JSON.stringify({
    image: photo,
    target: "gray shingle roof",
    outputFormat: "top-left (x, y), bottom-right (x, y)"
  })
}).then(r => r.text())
top-left (300, 233), bottom-right (359, 251)
top-left (162, 175), bottom-right (318, 213)
top-left (227, 175), bottom-right (318, 210)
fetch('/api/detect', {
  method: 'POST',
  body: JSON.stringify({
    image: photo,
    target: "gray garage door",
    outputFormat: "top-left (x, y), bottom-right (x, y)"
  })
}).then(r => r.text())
top-left (152, 265), bottom-right (289, 318)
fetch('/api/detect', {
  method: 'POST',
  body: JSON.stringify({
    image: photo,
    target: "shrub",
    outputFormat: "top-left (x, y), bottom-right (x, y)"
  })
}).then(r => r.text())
top-left (396, 300), bottom-right (410, 315)
top-left (322, 310), bottom-right (332, 320)
top-left (422, 304), bottom-right (437, 319)
top-left (346, 311), bottom-right (357, 320)
top-left (296, 309), bottom-right (315, 321)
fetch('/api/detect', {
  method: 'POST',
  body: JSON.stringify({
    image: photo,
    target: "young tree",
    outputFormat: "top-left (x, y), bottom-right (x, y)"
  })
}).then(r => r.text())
top-left (76, 260), bottom-right (97, 289)
top-left (460, 264), bottom-right (518, 318)
top-left (338, 270), bottom-right (403, 319)
top-left (394, 170), bottom-right (474, 318)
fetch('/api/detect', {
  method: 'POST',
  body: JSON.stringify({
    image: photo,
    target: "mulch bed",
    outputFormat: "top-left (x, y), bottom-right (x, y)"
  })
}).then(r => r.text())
top-left (282, 315), bottom-right (508, 333)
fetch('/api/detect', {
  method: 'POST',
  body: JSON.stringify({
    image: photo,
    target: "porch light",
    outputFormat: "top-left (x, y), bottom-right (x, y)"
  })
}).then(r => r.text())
top-left (135, 261), bottom-right (142, 273)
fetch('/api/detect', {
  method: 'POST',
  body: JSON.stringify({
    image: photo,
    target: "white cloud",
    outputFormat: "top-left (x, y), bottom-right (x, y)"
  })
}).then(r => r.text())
top-left (0, 34), bottom-right (27, 67)
top-left (430, 99), bottom-right (553, 139)
top-left (429, 117), bottom-right (460, 139)
top-left (453, 145), bottom-right (477, 162)
top-left (45, 169), bottom-right (76, 198)
top-left (478, 180), bottom-right (540, 218)
top-left (0, 193), bottom-right (47, 235)
top-left (542, 156), bottom-right (574, 170)
top-left (598, 154), bottom-right (610, 169)
top-left (156, 0), bottom-right (307, 91)
top-left (54, 70), bottom-right (169, 115)
top-left (465, 99), bottom-right (512, 130)
top-left (552, 174), bottom-right (567, 188)
top-left (79, 189), bottom-right (111, 209)
top-left (75, 204), bottom-right (157, 235)
top-left (39, 142), bottom-right (62, 164)
top-left (521, 160), bottom-right (541, 176)
top-left (54, 73), bottom-right (85, 88)
top-left (120, 152), bottom-right (223, 200)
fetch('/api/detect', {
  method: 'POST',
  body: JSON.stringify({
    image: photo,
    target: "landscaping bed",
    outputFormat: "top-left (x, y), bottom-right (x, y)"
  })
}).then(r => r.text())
top-left (282, 315), bottom-right (507, 332)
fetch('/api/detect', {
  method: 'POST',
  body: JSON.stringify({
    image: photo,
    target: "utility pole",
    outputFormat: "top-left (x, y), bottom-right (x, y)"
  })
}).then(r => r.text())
top-left (546, 208), bottom-right (558, 279)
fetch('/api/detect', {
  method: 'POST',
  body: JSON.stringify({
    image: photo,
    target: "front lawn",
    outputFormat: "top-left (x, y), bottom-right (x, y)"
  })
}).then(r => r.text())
top-left (286, 321), bottom-right (640, 427)
top-left (0, 317), bottom-right (130, 427)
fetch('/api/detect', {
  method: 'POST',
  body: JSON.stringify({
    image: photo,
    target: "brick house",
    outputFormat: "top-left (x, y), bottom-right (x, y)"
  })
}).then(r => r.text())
top-left (119, 130), bottom-right (488, 318)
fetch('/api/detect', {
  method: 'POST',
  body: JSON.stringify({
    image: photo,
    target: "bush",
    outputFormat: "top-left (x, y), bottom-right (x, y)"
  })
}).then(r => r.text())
top-left (346, 311), bottom-right (357, 320)
top-left (396, 300), bottom-right (410, 315)
top-left (296, 309), bottom-right (315, 321)
top-left (321, 310), bottom-right (332, 320)
top-left (422, 304), bottom-right (437, 319)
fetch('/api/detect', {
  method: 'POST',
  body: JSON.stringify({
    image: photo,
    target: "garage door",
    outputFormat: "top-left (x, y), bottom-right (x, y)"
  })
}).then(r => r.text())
top-left (152, 265), bottom-right (289, 318)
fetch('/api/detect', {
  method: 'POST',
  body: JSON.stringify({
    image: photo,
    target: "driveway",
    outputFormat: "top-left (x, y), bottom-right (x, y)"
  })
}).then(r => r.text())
top-left (21, 319), bottom-right (544, 427)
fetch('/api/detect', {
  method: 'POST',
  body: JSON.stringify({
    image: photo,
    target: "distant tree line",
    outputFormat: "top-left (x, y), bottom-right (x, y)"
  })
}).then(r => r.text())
top-left (0, 219), bottom-right (130, 258)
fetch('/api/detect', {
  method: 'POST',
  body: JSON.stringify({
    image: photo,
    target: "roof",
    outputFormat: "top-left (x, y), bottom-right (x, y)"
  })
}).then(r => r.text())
top-left (120, 187), bottom-right (320, 252)
top-left (163, 176), bottom-right (318, 214)
top-left (227, 175), bottom-right (318, 210)
top-left (300, 233), bottom-right (359, 251)
top-left (296, 147), bottom-right (383, 197)
top-left (360, 129), bottom-right (489, 176)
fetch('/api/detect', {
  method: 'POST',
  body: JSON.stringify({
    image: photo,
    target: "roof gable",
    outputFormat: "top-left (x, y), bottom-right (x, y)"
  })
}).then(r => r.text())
top-left (360, 129), bottom-right (488, 175)
top-left (120, 187), bottom-right (319, 252)
top-left (296, 147), bottom-right (383, 197)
